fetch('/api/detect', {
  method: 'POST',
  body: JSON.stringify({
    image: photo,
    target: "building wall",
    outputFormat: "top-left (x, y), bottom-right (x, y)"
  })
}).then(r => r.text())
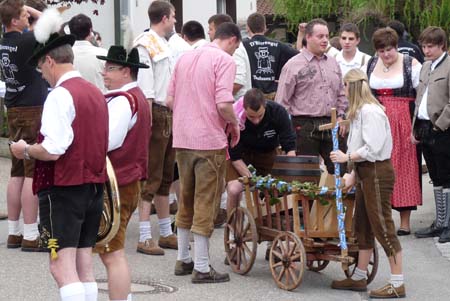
top-left (54, 0), bottom-right (256, 48)
top-left (56, 1), bottom-right (115, 48)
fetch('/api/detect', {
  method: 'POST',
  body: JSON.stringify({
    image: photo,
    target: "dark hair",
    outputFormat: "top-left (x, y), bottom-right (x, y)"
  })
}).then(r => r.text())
top-left (339, 23), bottom-right (360, 39)
top-left (419, 26), bottom-right (448, 51)
top-left (305, 18), bottom-right (328, 36)
top-left (130, 67), bottom-right (139, 81)
top-left (25, 0), bottom-right (46, 25)
top-left (148, 0), bottom-right (174, 25)
top-left (213, 22), bottom-right (241, 41)
top-left (0, 0), bottom-right (24, 27)
top-left (181, 20), bottom-right (205, 41)
top-left (372, 27), bottom-right (398, 50)
top-left (247, 12), bottom-right (265, 34)
top-left (387, 20), bottom-right (405, 39)
top-left (243, 88), bottom-right (266, 111)
top-left (208, 14), bottom-right (233, 27)
top-left (68, 14), bottom-right (92, 40)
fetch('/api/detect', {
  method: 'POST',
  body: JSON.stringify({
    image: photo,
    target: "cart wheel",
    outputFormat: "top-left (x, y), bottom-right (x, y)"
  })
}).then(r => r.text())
top-left (224, 207), bottom-right (258, 275)
top-left (307, 260), bottom-right (330, 272)
top-left (269, 231), bottom-right (306, 291)
top-left (345, 247), bottom-right (379, 284)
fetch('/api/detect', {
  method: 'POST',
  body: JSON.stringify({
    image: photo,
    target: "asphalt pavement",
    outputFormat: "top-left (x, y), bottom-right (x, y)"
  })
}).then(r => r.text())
top-left (0, 157), bottom-right (449, 300)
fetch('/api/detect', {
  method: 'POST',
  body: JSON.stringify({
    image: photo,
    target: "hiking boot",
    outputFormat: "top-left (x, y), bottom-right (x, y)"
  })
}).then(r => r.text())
top-left (7, 235), bottom-right (23, 249)
top-left (159, 234), bottom-right (178, 249)
top-left (415, 222), bottom-right (442, 238)
top-left (137, 239), bottom-right (165, 255)
top-left (21, 237), bottom-right (48, 252)
top-left (214, 209), bottom-right (227, 228)
top-left (174, 260), bottom-right (194, 276)
top-left (191, 266), bottom-right (230, 284)
top-left (331, 278), bottom-right (367, 291)
top-left (369, 283), bottom-right (406, 298)
top-left (438, 228), bottom-right (450, 243)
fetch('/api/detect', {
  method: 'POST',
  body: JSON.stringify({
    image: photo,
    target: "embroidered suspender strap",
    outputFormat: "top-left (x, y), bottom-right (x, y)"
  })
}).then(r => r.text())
top-left (104, 91), bottom-right (138, 115)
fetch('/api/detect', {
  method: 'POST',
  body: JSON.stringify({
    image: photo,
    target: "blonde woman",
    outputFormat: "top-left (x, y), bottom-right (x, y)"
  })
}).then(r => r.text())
top-left (330, 69), bottom-right (405, 298)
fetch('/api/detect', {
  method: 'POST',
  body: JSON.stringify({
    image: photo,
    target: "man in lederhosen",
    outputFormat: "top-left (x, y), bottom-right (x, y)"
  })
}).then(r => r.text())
top-left (96, 45), bottom-right (151, 301)
top-left (11, 8), bottom-right (108, 300)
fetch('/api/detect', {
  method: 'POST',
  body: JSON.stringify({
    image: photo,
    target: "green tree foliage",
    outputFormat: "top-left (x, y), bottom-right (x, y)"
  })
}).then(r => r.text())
top-left (273, 0), bottom-right (450, 39)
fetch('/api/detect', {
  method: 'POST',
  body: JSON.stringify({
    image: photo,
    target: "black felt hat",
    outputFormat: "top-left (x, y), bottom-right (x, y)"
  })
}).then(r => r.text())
top-left (97, 46), bottom-right (149, 69)
top-left (28, 33), bottom-right (76, 66)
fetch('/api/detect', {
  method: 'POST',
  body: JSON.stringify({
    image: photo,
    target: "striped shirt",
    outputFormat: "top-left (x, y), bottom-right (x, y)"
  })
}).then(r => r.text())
top-left (168, 43), bottom-right (236, 150)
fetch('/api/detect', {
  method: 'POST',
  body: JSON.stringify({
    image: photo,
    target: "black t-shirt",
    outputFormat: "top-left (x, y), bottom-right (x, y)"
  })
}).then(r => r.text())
top-left (0, 31), bottom-right (48, 108)
top-left (229, 101), bottom-right (296, 161)
top-left (243, 35), bottom-right (298, 94)
top-left (398, 39), bottom-right (424, 64)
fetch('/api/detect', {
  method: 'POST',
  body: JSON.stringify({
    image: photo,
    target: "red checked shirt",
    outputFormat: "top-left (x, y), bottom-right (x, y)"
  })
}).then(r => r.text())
top-left (275, 49), bottom-right (348, 117)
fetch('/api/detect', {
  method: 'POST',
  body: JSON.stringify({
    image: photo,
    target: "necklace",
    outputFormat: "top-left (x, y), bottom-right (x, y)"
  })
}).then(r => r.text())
top-left (382, 54), bottom-right (399, 73)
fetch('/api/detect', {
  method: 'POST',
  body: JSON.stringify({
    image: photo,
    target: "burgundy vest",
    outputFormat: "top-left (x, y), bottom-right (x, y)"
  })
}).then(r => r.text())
top-left (107, 86), bottom-right (151, 186)
top-left (33, 77), bottom-right (108, 193)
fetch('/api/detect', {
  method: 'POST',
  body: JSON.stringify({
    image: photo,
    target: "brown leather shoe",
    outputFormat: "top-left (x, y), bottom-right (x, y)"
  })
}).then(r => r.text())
top-left (191, 266), bottom-right (230, 284)
top-left (7, 235), bottom-right (23, 249)
top-left (21, 237), bottom-right (48, 252)
top-left (369, 283), bottom-right (406, 298)
top-left (159, 234), bottom-right (178, 249)
top-left (174, 260), bottom-right (194, 276)
top-left (331, 278), bottom-right (367, 291)
top-left (137, 239), bottom-right (165, 255)
top-left (214, 209), bottom-right (227, 228)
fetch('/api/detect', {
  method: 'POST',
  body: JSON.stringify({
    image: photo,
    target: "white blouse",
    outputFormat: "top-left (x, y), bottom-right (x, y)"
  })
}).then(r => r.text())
top-left (347, 103), bottom-right (393, 162)
top-left (369, 63), bottom-right (421, 89)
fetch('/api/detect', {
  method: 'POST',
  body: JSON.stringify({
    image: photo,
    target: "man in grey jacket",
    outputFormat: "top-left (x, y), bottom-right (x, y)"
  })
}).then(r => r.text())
top-left (412, 26), bottom-right (450, 243)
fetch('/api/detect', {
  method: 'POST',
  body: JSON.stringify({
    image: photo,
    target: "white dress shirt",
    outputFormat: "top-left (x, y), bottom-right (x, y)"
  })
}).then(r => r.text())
top-left (72, 40), bottom-right (108, 92)
top-left (233, 42), bottom-right (252, 100)
top-left (40, 71), bottom-right (81, 155)
top-left (135, 29), bottom-right (174, 105)
top-left (418, 52), bottom-right (447, 120)
top-left (106, 82), bottom-right (138, 151)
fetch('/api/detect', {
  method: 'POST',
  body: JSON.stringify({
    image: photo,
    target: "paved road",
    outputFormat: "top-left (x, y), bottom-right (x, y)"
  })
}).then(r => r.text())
top-left (0, 157), bottom-right (449, 300)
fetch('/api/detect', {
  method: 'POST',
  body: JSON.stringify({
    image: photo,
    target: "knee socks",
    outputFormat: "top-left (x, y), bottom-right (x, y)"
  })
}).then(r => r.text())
top-left (60, 282), bottom-right (85, 301)
top-left (82, 282), bottom-right (97, 301)
top-left (177, 227), bottom-right (192, 263)
top-left (193, 233), bottom-right (210, 273)
top-left (158, 217), bottom-right (173, 238)
top-left (139, 221), bottom-right (152, 242)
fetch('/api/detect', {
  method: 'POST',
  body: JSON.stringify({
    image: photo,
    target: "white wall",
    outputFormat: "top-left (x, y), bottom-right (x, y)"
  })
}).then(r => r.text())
top-left (129, 0), bottom-right (152, 38)
top-left (182, 0), bottom-right (217, 41)
top-left (51, 1), bottom-right (115, 48)
top-left (236, 0), bottom-right (256, 25)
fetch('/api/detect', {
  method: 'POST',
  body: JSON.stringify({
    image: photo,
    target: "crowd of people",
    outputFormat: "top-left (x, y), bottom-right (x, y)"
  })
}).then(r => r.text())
top-left (1, 0), bottom-right (450, 300)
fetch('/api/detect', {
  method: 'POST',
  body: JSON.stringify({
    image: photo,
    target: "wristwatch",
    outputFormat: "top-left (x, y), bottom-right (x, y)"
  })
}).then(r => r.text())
top-left (24, 144), bottom-right (31, 160)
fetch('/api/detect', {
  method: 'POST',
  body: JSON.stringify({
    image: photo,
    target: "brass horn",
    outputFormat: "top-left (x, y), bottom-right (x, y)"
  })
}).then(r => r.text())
top-left (96, 157), bottom-right (121, 251)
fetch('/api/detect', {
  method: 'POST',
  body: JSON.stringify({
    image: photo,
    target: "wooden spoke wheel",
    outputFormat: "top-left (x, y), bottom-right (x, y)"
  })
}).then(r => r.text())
top-left (269, 231), bottom-right (306, 291)
top-left (224, 207), bottom-right (258, 275)
top-left (307, 260), bottom-right (330, 272)
top-left (345, 247), bottom-right (379, 284)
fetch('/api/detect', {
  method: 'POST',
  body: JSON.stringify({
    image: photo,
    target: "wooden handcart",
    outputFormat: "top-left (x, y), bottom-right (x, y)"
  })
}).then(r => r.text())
top-left (223, 155), bottom-right (379, 291)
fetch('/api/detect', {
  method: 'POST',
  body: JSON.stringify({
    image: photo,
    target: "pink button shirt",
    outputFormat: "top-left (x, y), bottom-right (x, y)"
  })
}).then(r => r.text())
top-left (168, 43), bottom-right (236, 150)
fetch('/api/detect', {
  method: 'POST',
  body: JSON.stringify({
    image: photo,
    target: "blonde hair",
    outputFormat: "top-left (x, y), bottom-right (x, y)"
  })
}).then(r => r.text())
top-left (344, 69), bottom-right (384, 121)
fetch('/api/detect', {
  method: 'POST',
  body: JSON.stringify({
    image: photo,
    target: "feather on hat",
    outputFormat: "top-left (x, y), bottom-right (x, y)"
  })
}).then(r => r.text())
top-left (28, 7), bottom-right (75, 66)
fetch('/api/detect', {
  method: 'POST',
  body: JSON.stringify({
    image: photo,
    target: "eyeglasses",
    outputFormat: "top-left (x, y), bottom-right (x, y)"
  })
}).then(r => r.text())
top-left (104, 66), bottom-right (124, 72)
